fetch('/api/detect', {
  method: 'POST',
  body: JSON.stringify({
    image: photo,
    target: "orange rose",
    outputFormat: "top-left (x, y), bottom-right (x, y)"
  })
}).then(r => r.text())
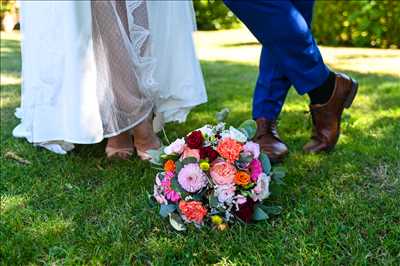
top-left (164, 160), bottom-right (176, 172)
top-left (234, 171), bottom-right (251, 186)
top-left (178, 201), bottom-right (208, 224)
top-left (216, 138), bottom-right (243, 163)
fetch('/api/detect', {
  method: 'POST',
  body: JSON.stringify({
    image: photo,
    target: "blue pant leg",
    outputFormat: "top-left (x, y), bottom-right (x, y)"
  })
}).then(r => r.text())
top-left (252, 0), bottom-right (316, 120)
top-left (253, 47), bottom-right (291, 120)
top-left (224, 0), bottom-right (329, 94)
top-left (291, 0), bottom-right (315, 28)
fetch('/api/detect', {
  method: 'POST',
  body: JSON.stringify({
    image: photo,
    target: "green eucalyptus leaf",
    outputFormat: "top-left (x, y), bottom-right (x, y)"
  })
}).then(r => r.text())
top-left (175, 161), bottom-right (183, 174)
top-left (208, 195), bottom-right (219, 208)
top-left (239, 120), bottom-right (257, 140)
top-left (159, 204), bottom-right (177, 218)
top-left (252, 206), bottom-right (269, 221)
top-left (216, 108), bottom-right (230, 123)
top-left (272, 168), bottom-right (286, 185)
top-left (147, 148), bottom-right (164, 166)
top-left (162, 154), bottom-right (180, 161)
top-left (269, 183), bottom-right (283, 196)
top-left (259, 152), bottom-right (272, 175)
top-left (181, 157), bottom-right (198, 165)
top-left (239, 153), bottom-right (253, 164)
top-left (171, 178), bottom-right (185, 194)
top-left (260, 205), bottom-right (283, 216)
top-left (169, 213), bottom-right (187, 231)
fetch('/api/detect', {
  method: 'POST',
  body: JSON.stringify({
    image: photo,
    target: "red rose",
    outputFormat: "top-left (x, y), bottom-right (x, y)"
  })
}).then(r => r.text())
top-left (235, 198), bottom-right (255, 223)
top-left (200, 146), bottom-right (219, 162)
top-left (185, 130), bottom-right (204, 149)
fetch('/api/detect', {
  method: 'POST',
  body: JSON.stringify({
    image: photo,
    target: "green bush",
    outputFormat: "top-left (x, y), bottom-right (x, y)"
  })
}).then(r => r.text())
top-left (193, 0), bottom-right (239, 30)
top-left (313, 0), bottom-right (399, 48)
top-left (193, 0), bottom-right (399, 48)
top-left (0, 0), bottom-right (16, 17)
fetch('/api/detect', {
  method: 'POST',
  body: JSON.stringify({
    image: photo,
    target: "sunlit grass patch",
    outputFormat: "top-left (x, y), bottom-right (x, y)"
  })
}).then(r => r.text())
top-left (1, 30), bottom-right (399, 265)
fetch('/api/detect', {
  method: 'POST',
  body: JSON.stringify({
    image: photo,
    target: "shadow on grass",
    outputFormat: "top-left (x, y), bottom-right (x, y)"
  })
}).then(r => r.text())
top-left (221, 41), bottom-right (260, 48)
top-left (1, 50), bottom-right (400, 264)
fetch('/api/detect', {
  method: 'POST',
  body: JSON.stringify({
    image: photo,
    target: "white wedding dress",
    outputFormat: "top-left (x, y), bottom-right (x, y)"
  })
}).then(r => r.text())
top-left (13, 0), bottom-right (207, 154)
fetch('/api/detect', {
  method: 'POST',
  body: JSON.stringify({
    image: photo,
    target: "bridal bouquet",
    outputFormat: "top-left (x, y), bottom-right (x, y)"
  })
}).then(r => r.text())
top-left (149, 119), bottom-right (285, 231)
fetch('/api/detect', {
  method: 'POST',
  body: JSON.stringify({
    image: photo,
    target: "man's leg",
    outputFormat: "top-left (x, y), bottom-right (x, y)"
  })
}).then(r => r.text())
top-left (253, 0), bottom-right (316, 122)
top-left (225, 0), bottom-right (358, 153)
top-left (224, 0), bottom-right (330, 95)
top-left (251, 0), bottom-right (316, 162)
top-left (253, 47), bottom-right (291, 121)
top-left (252, 47), bottom-right (291, 163)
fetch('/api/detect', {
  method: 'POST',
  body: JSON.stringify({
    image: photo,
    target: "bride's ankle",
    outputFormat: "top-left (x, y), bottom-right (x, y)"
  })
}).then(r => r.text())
top-left (131, 114), bottom-right (161, 150)
top-left (107, 132), bottom-right (132, 148)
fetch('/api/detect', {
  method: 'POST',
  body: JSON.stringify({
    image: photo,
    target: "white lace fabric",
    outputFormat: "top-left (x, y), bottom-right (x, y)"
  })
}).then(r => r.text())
top-left (91, 0), bottom-right (157, 137)
top-left (14, 1), bottom-right (207, 154)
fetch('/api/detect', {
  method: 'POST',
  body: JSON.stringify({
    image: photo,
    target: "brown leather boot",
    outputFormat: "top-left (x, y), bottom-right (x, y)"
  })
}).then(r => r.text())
top-left (253, 118), bottom-right (289, 163)
top-left (304, 73), bottom-right (358, 153)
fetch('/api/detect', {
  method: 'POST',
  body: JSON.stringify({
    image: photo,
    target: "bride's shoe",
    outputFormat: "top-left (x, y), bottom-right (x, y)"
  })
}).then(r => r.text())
top-left (132, 115), bottom-right (162, 161)
top-left (105, 132), bottom-right (134, 160)
top-left (105, 146), bottom-right (134, 160)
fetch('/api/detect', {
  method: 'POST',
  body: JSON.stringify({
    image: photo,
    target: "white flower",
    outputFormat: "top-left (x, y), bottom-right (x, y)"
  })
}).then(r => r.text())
top-left (164, 138), bottom-right (185, 155)
top-left (243, 141), bottom-right (261, 159)
top-left (251, 173), bottom-right (271, 202)
top-left (220, 126), bottom-right (247, 143)
top-left (197, 125), bottom-right (214, 138)
top-left (214, 184), bottom-right (236, 204)
top-left (233, 194), bottom-right (247, 211)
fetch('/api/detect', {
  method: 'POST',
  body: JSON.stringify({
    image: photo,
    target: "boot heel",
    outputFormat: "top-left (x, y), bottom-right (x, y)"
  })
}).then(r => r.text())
top-left (344, 79), bottom-right (358, 108)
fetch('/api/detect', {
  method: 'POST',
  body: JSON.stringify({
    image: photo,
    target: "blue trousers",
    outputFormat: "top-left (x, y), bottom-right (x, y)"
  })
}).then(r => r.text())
top-left (224, 0), bottom-right (330, 120)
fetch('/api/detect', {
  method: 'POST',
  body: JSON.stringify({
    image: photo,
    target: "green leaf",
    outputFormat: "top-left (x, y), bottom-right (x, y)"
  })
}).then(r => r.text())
top-left (159, 204), bottom-right (177, 218)
top-left (175, 161), bottom-right (183, 174)
top-left (259, 152), bottom-right (272, 175)
top-left (181, 157), bottom-right (198, 165)
top-left (161, 154), bottom-right (180, 161)
top-left (272, 168), bottom-right (286, 185)
top-left (171, 178), bottom-right (186, 195)
top-left (269, 183), bottom-right (283, 196)
top-left (252, 206), bottom-right (269, 221)
top-left (216, 108), bottom-right (230, 123)
top-left (208, 195), bottom-right (219, 208)
top-left (169, 213), bottom-right (187, 231)
top-left (147, 148), bottom-right (164, 166)
top-left (239, 120), bottom-right (257, 139)
top-left (190, 194), bottom-right (203, 201)
top-left (239, 153), bottom-right (253, 164)
top-left (260, 205), bottom-right (283, 216)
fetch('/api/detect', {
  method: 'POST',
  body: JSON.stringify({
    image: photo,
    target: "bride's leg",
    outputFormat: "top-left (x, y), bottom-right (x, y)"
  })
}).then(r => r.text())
top-left (91, 1), bottom-right (155, 160)
top-left (105, 132), bottom-right (134, 160)
top-left (132, 115), bottom-right (161, 160)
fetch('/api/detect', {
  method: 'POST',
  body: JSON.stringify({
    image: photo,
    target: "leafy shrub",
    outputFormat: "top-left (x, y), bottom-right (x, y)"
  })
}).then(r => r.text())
top-left (313, 0), bottom-right (399, 48)
top-left (193, 0), bottom-right (399, 48)
top-left (193, 0), bottom-right (239, 30)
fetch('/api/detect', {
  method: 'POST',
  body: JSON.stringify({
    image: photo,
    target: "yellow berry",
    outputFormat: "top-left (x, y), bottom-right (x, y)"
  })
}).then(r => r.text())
top-left (211, 215), bottom-right (223, 225)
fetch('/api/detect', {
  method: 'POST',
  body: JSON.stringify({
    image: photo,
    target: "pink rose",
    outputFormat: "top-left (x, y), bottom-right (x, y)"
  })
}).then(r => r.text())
top-left (164, 138), bottom-right (185, 155)
top-left (210, 160), bottom-right (237, 185)
top-left (243, 141), bottom-right (260, 159)
top-left (181, 147), bottom-right (201, 161)
top-left (249, 159), bottom-right (263, 182)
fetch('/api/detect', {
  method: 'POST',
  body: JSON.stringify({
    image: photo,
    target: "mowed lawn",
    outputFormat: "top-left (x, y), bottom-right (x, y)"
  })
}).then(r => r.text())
top-left (1, 29), bottom-right (399, 265)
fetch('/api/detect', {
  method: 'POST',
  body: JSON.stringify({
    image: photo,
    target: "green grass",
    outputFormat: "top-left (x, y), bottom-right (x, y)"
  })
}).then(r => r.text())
top-left (1, 30), bottom-right (400, 265)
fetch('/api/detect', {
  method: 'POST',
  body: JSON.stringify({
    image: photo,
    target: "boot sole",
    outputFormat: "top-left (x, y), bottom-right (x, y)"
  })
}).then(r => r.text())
top-left (344, 79), bottom-right (358, 108)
